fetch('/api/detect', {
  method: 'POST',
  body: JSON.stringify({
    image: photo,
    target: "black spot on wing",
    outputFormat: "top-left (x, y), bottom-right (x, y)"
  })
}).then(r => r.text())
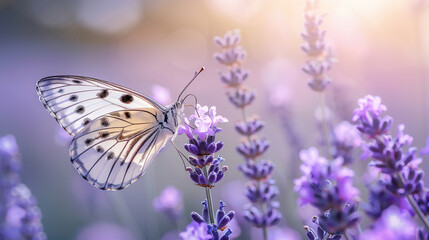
top-left (84, 138), bottom-right (93, 146)
top-left (107, 152), bottom-right (115, 160)
top-left (100, 118), bottom-right (110, 127)
top-left (96, 146), bottom-right (104, 153)
top-left (99, 132), bottom-right (110, 138)
top-left (69, 95), bottom-right (78, 102)
top-left (97, 89), bottom-right (109, 99)
top-left (120, 94), bottom-right (133, 104)
top-left (124, 112), bottom-right (131, 119)
top-left (72, 80), bottom-right (82, 84)
top-left (76, 105), bottom-right (85, 114)
top-left (83, 118), bottom-right (91, 126)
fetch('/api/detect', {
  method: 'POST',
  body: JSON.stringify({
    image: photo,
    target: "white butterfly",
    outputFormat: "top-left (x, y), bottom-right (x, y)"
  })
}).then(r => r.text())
top-left (36, 69), bottom-right (203, 190)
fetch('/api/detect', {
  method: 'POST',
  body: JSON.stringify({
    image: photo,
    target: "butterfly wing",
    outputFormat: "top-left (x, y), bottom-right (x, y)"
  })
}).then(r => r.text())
top-left (37, 76), bottom-right (179, 190)
top-left (36, 76), bottom-right (166, 136)
top-left (70, 109), bottom-right (175, 190)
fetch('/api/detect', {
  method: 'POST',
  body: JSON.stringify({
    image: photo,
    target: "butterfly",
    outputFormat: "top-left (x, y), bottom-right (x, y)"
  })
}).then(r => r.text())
top-left (36, 68), bottom-right (203, 190)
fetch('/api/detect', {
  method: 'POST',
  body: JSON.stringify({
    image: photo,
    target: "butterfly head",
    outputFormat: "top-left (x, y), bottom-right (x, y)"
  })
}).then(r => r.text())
top-left (175, 99), bottom-right (185, 109)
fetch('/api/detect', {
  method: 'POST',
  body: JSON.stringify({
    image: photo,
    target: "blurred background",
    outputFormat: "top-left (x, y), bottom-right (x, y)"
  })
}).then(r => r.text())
top-left (1, 0), bottom-right (429, 239)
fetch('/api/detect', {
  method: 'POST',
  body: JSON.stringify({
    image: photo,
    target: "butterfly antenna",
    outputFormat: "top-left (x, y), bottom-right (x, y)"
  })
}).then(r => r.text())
top-left (177, 67), bottom-right (205, 102)
top-left (170, 140), bottom-right (189, 171)
top-left (183, 93), bottom-right (199, 106)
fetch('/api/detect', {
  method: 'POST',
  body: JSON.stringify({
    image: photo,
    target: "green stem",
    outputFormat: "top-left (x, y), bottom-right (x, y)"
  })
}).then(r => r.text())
top-left (203, 166), bottom-right (215, 224)
top-left (262, 225), bottom-right (268, 240)
top-left (319, 92), bottom-right (331, 158)
top-left (397, 173), bottom-right (429, 231)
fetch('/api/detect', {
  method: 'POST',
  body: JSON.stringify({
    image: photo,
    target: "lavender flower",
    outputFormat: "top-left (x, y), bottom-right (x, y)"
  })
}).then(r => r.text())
top-left (178, 105), bottom-right (234, 240)
top-left (238, 159), bottom-right (273, 180)
top-left (332, 121), bottom-right (362, 165)
top-left (360, 206), bottom-right (416, 240)
top-left (236, 138), bottom-right (270, 160)
top-left (354, 95), bottom-right (429, 232)
top-left (186, 157), bottom-right (228, 187)
top-left (235, 118), bottom-right (264, 137)
top-left (153, 186), bottom-right (183, 221)
top-left (352, 95), bottom-right (392, 138)
top-left (185, 201), bottom-right (234, 240)
top-left (0, 135), bottom-right (46, 240)
top-left (362, 182), bottom-right (400, 219)
top-left (415, 191), bottom-right (429, 216)
top-left (304, 225), bottom-right (342, 240)
top-left (300, 0), bottom-right (334, 92)
top-left (227, 89), bottom-right (256, 108)
top-left (219, 68), bottom-right (249, 88)
top-left (180, 221), bottom-right (212, 240)
top-left (294, 148), bottom-right (359, 233)
top-left (214, 29), bottom-right (282, 239)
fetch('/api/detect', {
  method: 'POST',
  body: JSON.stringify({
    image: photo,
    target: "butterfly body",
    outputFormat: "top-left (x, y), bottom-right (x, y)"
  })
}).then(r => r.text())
top-left (37, 76), bottom-right (184, 190)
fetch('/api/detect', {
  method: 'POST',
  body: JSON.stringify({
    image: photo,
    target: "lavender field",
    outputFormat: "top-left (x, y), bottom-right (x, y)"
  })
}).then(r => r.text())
top-left (1, 0), bottom-right (429, 239)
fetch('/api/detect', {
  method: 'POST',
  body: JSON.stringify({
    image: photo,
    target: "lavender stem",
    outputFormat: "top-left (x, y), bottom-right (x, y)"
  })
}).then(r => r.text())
top-left (258, 180), bottom-right (268, 240)
top-left (398, 173), bottom-right (429, 231)
top-left (203, 166), bottom-right (215, 225)
top-left (319, 92), bottom-right (331, 157)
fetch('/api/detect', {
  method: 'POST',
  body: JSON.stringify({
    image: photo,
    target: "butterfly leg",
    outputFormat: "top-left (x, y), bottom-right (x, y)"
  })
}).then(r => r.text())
top-left (170, 140), bottom-right (188, 171)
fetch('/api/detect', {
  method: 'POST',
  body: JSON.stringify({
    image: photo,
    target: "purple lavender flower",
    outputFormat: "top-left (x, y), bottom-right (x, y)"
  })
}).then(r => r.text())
top-left (0, 135), bottom-right (21, 203)
top-left (153, 186), bottom-right (183, 221)
top-left (11, 184), bottom-right (46, 240)
top-left (213, 30), bottom-right (241, 49)
top-left (294, 148), bottom-right (359, 208)
top-left (178, 105), bottom-right (234, 240)
top-left (235, 118), bottom-right (264, 137)
top-left (294, 147), bottom-right (360, 233)
top-left (213, 47), bottom-right (246, 66)
top-left (418, 227), bottom-right (429, 240)
top-left (332, 121), bottom-right (362, 165)
top-left (300, 0), bottom-right (333, 92)
top-left (238, 159), bottom-right (273, 180)
top-left (180, 221), bottom-right (212, 240)
top-left (179, 104), bottom-right (228, 141)
top-left (219, 68), bottom-right (249, 88)
top-left (236, 138), bottom-right (270, 160)
top-left (186, 157), bottom-right (228, 187)
top-left (360, 206), bottom-right (416, 240)
top-left (415, 191), bottom-right (429, 216)
top-left (0, 135), bottom-right (46, 240)
top-left (352, 95), bottom-right (392, 138)
top-left (227, 88), bottom-right (256, 109)
top-left (188, 201), bottom-right (234, 240)
top-left (362, 182), bottom-right (400, 219)
top-left (354, 95), bottom-right (429, 233)
top-left (304, 225), bottom-right (342, 240)
top-left (245, 179), bottom-right (279, 204)
top-left (214, 29), bottom-right (282, 239)
top-left (243, 201), bottom-right (282, 228)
